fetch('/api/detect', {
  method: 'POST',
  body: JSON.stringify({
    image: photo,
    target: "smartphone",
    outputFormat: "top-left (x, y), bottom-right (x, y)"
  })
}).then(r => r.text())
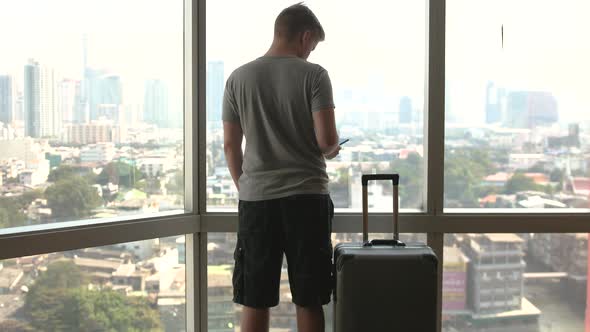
top-left (339, 138), bottom-right (349, 145)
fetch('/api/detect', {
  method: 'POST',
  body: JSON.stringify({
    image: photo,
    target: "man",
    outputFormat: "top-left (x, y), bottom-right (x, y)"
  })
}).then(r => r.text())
top-left (222, 3), bottom-right (340, 332)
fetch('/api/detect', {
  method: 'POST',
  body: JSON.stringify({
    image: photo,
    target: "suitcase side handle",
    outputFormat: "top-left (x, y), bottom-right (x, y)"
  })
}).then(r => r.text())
top-left (362, 173), bottom-right (401, 244)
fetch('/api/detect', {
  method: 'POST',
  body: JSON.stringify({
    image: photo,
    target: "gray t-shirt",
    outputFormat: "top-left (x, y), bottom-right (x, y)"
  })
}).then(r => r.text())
top-left (222, 55), bottom-right (335, 201)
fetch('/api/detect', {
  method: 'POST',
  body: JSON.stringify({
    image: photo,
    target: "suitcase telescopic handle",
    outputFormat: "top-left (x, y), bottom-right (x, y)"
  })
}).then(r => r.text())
top-left (361, 174), bottom-right (402, 245)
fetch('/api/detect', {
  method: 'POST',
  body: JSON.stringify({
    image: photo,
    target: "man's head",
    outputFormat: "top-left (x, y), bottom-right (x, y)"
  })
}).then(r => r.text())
top-left (273, 3), bottom-right (325, 59)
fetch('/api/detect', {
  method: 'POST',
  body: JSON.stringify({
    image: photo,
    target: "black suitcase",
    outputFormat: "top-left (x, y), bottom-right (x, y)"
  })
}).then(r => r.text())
top-left (333, 174), bottom-right (438, 332)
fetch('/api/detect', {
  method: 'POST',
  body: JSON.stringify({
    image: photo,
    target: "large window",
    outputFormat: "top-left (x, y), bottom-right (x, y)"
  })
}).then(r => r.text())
top-left (1, 0), bottom-right (589, 331)
top-left (207, 232), bottom-right (425, 331)
top-left (206, 0), bottom-right (427, 212)
top-left (444, 0), bottom-right (590, 211)
top-left (443, 233), bottom-right (587, 331)
top-left (0, 0), bottom-right (185, 232)
top-left (0, 236), bottom-right (186, 331)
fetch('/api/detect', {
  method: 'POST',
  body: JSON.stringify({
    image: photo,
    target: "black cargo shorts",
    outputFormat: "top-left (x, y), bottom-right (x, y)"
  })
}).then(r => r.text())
top-left (232, 194), bottom-right (334, 308)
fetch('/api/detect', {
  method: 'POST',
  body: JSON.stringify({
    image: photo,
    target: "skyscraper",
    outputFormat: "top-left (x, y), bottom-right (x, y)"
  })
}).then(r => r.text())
top-left (399, 96), bottom-right (413, 124)
top-left (85, 68), bottom-right (105, 121)
top-left (86, 71), bottom-right (123, 122)
top-left (24, 59), bottom-right (58, 138)
top-left (0, 75), bottom-right (13, 124)
top-left (206, 61), bottom-right (224, 126)
top-left (14, 91), bottom-right (24, 122)
top-left (505, 91), bottom-right (558, 129)
top-left (144, 79), bottom-right (169, 128)
top-left (58, 79), bottom-right (81, 124)
top-left (485, 81), bottom-right (504, 124)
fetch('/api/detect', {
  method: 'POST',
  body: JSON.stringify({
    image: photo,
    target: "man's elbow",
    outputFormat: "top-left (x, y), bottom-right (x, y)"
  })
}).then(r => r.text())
top-left (224, 141), bottom-right (239, 155)
top-left (317, 136), bottom-right (339, 153)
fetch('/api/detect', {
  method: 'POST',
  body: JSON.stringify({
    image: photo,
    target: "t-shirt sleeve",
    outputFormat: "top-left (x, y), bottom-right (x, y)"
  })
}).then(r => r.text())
top-left (311, 67), bottom-right (335, 113)
top-left (222, 78), bottom-right (240, 122)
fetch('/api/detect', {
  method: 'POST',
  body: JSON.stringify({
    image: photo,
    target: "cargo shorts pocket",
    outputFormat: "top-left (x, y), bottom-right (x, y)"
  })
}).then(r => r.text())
top-left (319, 245), bottom-right (334, 302)
top-left (232, 246), bottom-right (245, 303)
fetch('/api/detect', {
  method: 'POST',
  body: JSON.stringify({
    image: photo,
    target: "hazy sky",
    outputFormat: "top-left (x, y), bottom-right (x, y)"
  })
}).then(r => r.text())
top-left (0, 0), bottom-right (183, 103)
top-left (1, 0), bottom-right (589, 124)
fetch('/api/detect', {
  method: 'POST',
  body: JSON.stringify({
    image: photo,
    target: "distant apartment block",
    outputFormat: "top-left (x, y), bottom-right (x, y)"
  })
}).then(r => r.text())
top-left (443, 246), bottom-right (469, 313)
top-left (80, 143), bottom-right (116, 163)
top-left (65, 119), bottom-right (120, 144)
top-left (138, 156), bottom-right (174, 178)
top-left (461, 234), bottom-right (526, 314)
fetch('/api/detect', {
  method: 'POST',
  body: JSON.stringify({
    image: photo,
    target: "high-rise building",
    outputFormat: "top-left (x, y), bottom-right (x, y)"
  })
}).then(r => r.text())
top-left (461, 234), bottom-right (526, 314)
top-left (85, 69), bottom-right (123, 122)
top-left (485, 81), bottom-right (505, 124)
top-left (144, 79), bottom-right (169, 128)
top-left (14, 91), bottom-right (24, 122)
top-left (101, 75), bottom-right (123, 105)
top-left (0, 75), bottom-right (14, 124)
top-left (24, 59), bottom-right (58, 138)
top-left (206, 61), bottom-right (224, 126)
top-left (399, 96), bottom-right (413, 124)
top-left (505, 91), bottom-right (558, 129)
top-left (58, 79), bottom-right (83, 124)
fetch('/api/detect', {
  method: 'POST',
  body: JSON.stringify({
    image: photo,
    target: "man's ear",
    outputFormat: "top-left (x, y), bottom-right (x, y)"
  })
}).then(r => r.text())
top-left (301, 30), bottom-right (313, 44)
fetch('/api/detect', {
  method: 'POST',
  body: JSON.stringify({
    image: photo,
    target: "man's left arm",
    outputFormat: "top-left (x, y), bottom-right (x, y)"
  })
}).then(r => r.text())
top-left (223, 121), bottom-right (243, 190)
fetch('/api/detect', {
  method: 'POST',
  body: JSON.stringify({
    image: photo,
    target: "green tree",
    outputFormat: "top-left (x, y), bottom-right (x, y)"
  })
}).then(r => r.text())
top-left (24, 261), bottom-right (88, 331)
top-left (444, 149), bottom-right (494, 207)
top-left (0, 189), bottom-right (44, 228)
top-left (64, 289), bottom-right (162, 332)
top-left (0, 206), bottom-right (24, 228)
top-left (97, 162), bottom-right (143, 188)
top-left (48, 165), bottom-right (77, 182)
top-left (0, 320), bottom-right (35, 332)
top-left (166, 171), bottom-right (184, 195)
top-left (45, 177), bottom-right (102, 219)
top-left (550, 168), bottom-right (565, 183)
top-left (387, 153), bottom-right (424, 209)
top-left (504, 173), bottom-right (543, 194)
top-left (25, 261), bottom-right (162, 332)
top-left (48, 165), bottom-right (96, 184)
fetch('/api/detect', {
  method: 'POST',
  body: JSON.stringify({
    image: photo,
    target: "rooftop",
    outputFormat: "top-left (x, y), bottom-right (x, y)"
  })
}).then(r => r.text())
top-left (472, 297), bottom-right (541, 320)
top-left (483, 234), bottom-right (524, 243)
top-left (74, 257), bottom-right (122, 271)
top-left (0, 268), bottom-right (23, 290)
top-left (444, 246), bottom-right (469, 264)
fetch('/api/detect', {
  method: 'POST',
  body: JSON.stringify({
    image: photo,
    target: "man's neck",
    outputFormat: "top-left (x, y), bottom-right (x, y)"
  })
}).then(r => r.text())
top-left (265, 41), bottom-right (300, 58)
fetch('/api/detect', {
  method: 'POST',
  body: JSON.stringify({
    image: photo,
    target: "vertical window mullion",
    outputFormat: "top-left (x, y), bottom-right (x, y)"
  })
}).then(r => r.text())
top-left (426, 0), bottom-right (446, 217)
top-left (427, 0), bottom-right (446, 331)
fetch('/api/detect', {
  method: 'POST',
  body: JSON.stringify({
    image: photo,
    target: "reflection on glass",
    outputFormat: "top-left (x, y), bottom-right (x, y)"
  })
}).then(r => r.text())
top-left (443, 233), bottom-right (588, 332)
top-left (207, 232), bottom-right (425, 331)
top-left (206, 0), bottom-right (427, 212)
top-left (0, 236), bottom-right (186, 331)
top-left (444, 0), bottom-right (590, 210)
top-left (0, 0), bottom-right (185, 231)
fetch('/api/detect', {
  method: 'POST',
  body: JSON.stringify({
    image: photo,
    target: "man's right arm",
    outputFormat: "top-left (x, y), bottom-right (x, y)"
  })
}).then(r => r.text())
top-left (312, 108), bottom-right (340, 159)
top-left (311, 67), bottom-right (339, 159)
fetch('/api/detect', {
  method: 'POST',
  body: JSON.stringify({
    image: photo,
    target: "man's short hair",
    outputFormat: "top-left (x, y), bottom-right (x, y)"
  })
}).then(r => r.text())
top-left (274, 3), bottom-right (325, 42)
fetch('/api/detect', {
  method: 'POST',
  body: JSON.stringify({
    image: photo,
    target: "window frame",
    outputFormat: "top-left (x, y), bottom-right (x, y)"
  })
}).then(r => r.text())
top-left (0, 0), bottom-right (589, 331)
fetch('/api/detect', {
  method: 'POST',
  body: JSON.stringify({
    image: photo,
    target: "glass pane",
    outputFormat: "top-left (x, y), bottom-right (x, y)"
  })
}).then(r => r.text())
top-left (445, 0), bottom-right (590, 211)
top-left (206, 1), bottom-right (427, 212)
top-left (443, 233), bottom-right (588, 331)
top-left (0, 236), bottom-right (186, 331)
top-left (0, 0), bottom-right (185, 232)
top-left (207, 232), bottom-right (425, 331)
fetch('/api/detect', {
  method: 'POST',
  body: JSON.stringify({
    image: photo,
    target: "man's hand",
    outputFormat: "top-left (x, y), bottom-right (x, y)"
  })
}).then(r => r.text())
top-left (324, 145), bottom-right (341, 160)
